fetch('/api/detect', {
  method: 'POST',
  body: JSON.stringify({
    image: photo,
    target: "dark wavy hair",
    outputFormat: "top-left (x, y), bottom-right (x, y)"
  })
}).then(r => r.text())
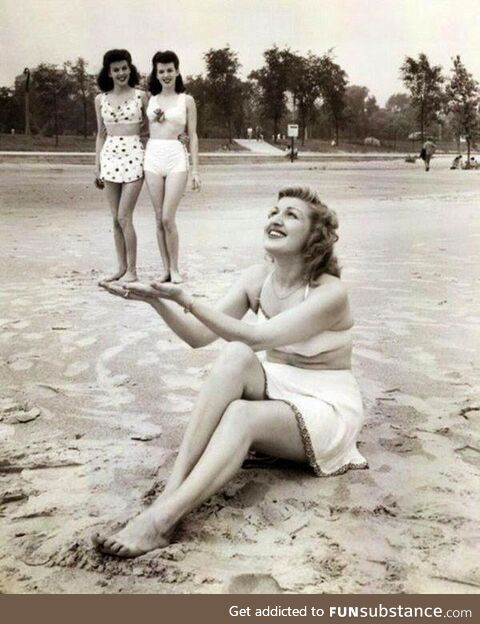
top-left (148, 50), bottom-right (186, 95)
top-left (278, 186), bottom-right (341, 282)
top-left (97, 49), bottom-right (139, 92)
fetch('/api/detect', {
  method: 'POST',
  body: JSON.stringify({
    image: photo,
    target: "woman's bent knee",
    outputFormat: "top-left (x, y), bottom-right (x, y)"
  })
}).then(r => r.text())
top-left (220, 342), bottom-right (255, 364)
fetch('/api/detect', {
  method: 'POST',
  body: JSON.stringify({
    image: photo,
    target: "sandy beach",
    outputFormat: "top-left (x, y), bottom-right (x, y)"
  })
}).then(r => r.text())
top-left (0, 158), bottom-right (479, 594)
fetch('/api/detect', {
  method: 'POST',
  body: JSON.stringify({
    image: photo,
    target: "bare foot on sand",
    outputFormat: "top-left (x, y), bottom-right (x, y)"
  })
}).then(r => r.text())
top-left (98, 268), bottom-right (126, 284)
top-left (121, 271), bottom-right (139, 283)
top-left (92, 509), bottom-right (171, 558)
top-left (157, 272), bottom-right (171, 283)
top-left (170, 271), bottom-right (183, 284)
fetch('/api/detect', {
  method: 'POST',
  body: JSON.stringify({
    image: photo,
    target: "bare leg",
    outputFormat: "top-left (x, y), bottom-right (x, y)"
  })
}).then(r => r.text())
top-left (100, 182), bottom-right (126, 282)
top-left (163, 343), bottom-right (265, 498)
top-left (116, 178), bottom-right (143, 281)
top-left (145, 172), bottom-right (170, 281)
top-left (94, 399), bottom-right (306, 557)
top-left (162, 172), bottom-right (188, 283)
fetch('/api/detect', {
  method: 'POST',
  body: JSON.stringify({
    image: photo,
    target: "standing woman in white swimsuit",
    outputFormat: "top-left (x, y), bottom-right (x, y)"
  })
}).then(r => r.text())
top-left (95, 186), bottom-right (368, 558)
top-left (95, 49), bottom-right (148, 283)
top-left (144, 50), bottom-right (201, 284)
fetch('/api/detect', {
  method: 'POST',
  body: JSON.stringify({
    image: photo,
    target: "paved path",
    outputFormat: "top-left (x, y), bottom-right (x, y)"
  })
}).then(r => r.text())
top-left (233, 139), bottom-right (284, 154)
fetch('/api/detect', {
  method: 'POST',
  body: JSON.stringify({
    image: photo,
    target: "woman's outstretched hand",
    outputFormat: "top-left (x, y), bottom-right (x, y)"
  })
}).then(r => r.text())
top-left (150, 281), bottom-right (185, 304)
top-left (99, 281), bottom-right (160, 302)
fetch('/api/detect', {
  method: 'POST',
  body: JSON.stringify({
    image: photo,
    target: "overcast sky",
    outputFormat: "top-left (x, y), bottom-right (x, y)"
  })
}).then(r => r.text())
top-left (2, 0), bottom-right (480, 105)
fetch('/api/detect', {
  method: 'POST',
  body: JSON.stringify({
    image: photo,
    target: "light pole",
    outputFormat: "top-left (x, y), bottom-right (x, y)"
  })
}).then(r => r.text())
top-left (23, 68), bottom-right (31, 136)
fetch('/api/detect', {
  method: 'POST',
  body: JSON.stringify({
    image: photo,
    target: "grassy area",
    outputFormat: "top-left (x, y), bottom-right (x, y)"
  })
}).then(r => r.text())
top-left (0, 134), bottom-right (248, 152)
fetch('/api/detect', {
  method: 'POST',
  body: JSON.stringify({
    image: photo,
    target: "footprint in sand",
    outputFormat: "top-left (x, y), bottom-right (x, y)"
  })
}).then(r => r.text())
top-left (9, 359), bottom-right (34, 371)
top-left (64, 362), bottom-right (90, 378)
top-left (227, 573), bottom-right (283, 594)
top-left (225, 480), bottom-right (270, 509)
top-left (75, 337), bottom-right (98, 348)
top-left (22, 333), bottom-right (44, 341)
top-left (164, 395), bottom-right (194, 413)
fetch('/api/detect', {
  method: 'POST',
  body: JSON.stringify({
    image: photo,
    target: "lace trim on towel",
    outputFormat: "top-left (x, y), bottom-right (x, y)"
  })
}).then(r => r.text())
top-left (261, 364), bottom-right (368, 478)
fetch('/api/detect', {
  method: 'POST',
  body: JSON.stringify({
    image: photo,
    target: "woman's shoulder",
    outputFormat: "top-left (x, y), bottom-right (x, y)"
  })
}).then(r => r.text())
top-left (310, 273), bottom-right (348, 302)
top-left (184, 93), bottom-right (195, 106)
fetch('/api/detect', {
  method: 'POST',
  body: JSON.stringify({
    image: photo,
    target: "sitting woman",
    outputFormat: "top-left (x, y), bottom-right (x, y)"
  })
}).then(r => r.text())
top-left (94, 185), bottom-right (367, 558)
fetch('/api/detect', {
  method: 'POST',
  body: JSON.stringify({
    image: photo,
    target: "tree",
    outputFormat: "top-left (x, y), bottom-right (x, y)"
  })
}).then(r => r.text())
top-left (400, 53), bottom-right (444, 142)
top-left (249, 46), bottom-right (292, 141)
top-left (343, 85), bottom-right (378, 140)
top-left (318, 55), bottom-right (348, 145)
top-left (445, 55), bottom-right (480, 162)
top-left (0, 87), bottom-right (19, 133)
top-left (66, 58), bottom-right (96, 138)
top-left (32, 63), bottom-right (74, 145)
top-left (204, 45), bottom-right (242, 142)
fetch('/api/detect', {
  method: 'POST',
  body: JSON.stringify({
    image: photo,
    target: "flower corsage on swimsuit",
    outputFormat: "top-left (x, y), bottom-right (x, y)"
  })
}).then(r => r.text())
top-left (153, 108), bottom-right (165, 123)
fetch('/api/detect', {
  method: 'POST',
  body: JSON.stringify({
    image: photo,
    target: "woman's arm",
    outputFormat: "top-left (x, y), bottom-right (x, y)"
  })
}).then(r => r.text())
top-left (139, 92), bottom-right (149, 144)
top-left (102, 264), bottom-right (266, 348)
top-left (94, 94), bottom-right (106, 178)
top-left (186, 95), bottom-right (200, 190)
top-left (153, 279), bottom-right (349, 352)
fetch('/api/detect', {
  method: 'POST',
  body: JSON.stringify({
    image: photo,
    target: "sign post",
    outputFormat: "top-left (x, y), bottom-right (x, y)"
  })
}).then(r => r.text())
top-left (287, 124), bottom-right (299, 163)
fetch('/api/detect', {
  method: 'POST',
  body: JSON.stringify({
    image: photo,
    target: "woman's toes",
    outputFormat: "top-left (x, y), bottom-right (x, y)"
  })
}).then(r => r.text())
top-left (116, 545), bottom-right (134, 558)
top-left (92, 532), bottom-right (105, 547)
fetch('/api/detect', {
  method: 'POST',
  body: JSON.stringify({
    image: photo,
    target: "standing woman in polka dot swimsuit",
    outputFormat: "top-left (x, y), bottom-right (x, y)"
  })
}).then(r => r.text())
top-left (144, 50), bottom-right (201, 284)
top-left (95, 49), bottom-right (148, 283)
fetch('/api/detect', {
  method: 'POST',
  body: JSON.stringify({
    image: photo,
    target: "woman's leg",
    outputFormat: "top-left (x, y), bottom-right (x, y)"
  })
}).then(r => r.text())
top-left (163, 342), bottom-right (265, 497)
top-left (144, 172), bottom-right (170, 282)
top-left (161, 171), bottom-right (188, 283)
top-left (94, 398), bottom-right (306, 557)
top-left (101, 182), bottom-right (126, 282)
top-left (117, 178), bottom-right (143, 282)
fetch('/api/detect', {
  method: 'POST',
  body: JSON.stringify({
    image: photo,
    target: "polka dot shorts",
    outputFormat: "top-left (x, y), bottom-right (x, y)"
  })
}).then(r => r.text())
top-left (100, 135), bottom-right (144, 183)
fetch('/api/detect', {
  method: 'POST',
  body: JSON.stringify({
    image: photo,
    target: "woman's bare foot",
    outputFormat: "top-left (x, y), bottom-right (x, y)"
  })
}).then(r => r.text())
top-left (170, 270), bottom-right (183, 284)
top-left (121, 271), bottom-right (138, 283)
top-left (92, 508), bottom-right (172, 558)
top-left (157, 271), bottom-right (171, 283)
top-left (98, 268), bottom-right (126, 285)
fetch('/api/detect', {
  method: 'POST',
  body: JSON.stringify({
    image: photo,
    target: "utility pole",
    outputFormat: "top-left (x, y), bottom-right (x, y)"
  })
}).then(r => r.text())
top-left (23, 68), bottom-right (31, 136)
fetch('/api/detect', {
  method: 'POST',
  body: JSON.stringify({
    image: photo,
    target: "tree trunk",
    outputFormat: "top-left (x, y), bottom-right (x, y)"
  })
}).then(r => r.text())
top-left (82, 91), bottom-right (87, 139)
top-left (420, 100), bottom-right (425, 143)
top-left (54, 94), bottom-right (59, 147)
top-left (467, 138), bottom-right (471, 162)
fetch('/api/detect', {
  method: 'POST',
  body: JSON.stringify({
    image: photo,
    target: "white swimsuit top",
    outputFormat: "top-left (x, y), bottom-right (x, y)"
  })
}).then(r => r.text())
top-left (257, 274), bottom-right (352, 358)
top-left (147, 93), bottom-right (187, 134)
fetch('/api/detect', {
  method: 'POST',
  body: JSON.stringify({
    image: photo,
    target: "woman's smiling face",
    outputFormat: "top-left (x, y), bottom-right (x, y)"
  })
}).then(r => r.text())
top-left (264, 196), bottom-right (312, 256)
top-left (108, 60), bottom-right (131, 86)
top-left (156, 62), bottom-right (178, 88)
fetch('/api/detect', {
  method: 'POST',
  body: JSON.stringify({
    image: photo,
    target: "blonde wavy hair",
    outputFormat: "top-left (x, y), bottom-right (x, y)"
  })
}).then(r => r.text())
top-left (277, 186), bottom-right (341, 283)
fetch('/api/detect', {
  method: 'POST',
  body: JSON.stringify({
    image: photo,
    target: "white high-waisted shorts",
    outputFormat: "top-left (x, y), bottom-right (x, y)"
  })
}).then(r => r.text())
top-left (144, 139), bottom-right (189, 176)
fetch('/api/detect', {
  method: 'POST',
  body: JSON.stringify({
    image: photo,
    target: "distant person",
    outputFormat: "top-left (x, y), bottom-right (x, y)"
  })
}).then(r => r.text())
top-left (469, 156), bottom-right (478, 169)
top-left (10, 128), bottom-right (15, 136)
top-left (450, 155), bottom-right (462, 170)
top-left (247, 127), bottom-right (253, 140)
top-left (420, 137), bottom-right (436, 172)
top-left (95, 49), bottom-right (148, 283)
top-left (144, 50), bottom-right (201, 284)
top-left (255, 125), bottom-right (262, 141)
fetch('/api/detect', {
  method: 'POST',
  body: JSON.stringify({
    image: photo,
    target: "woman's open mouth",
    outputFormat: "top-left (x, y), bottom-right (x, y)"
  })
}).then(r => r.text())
top-left (267, 228), bottom-right (286, 239)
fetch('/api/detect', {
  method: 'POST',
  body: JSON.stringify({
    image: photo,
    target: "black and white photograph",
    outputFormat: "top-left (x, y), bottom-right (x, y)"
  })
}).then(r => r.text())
top-left (0, 0), bottom-right (479, 595)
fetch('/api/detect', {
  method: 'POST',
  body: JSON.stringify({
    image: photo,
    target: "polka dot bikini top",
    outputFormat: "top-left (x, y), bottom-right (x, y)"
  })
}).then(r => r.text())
top-left (101, 89), bottom-right (143, 126)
